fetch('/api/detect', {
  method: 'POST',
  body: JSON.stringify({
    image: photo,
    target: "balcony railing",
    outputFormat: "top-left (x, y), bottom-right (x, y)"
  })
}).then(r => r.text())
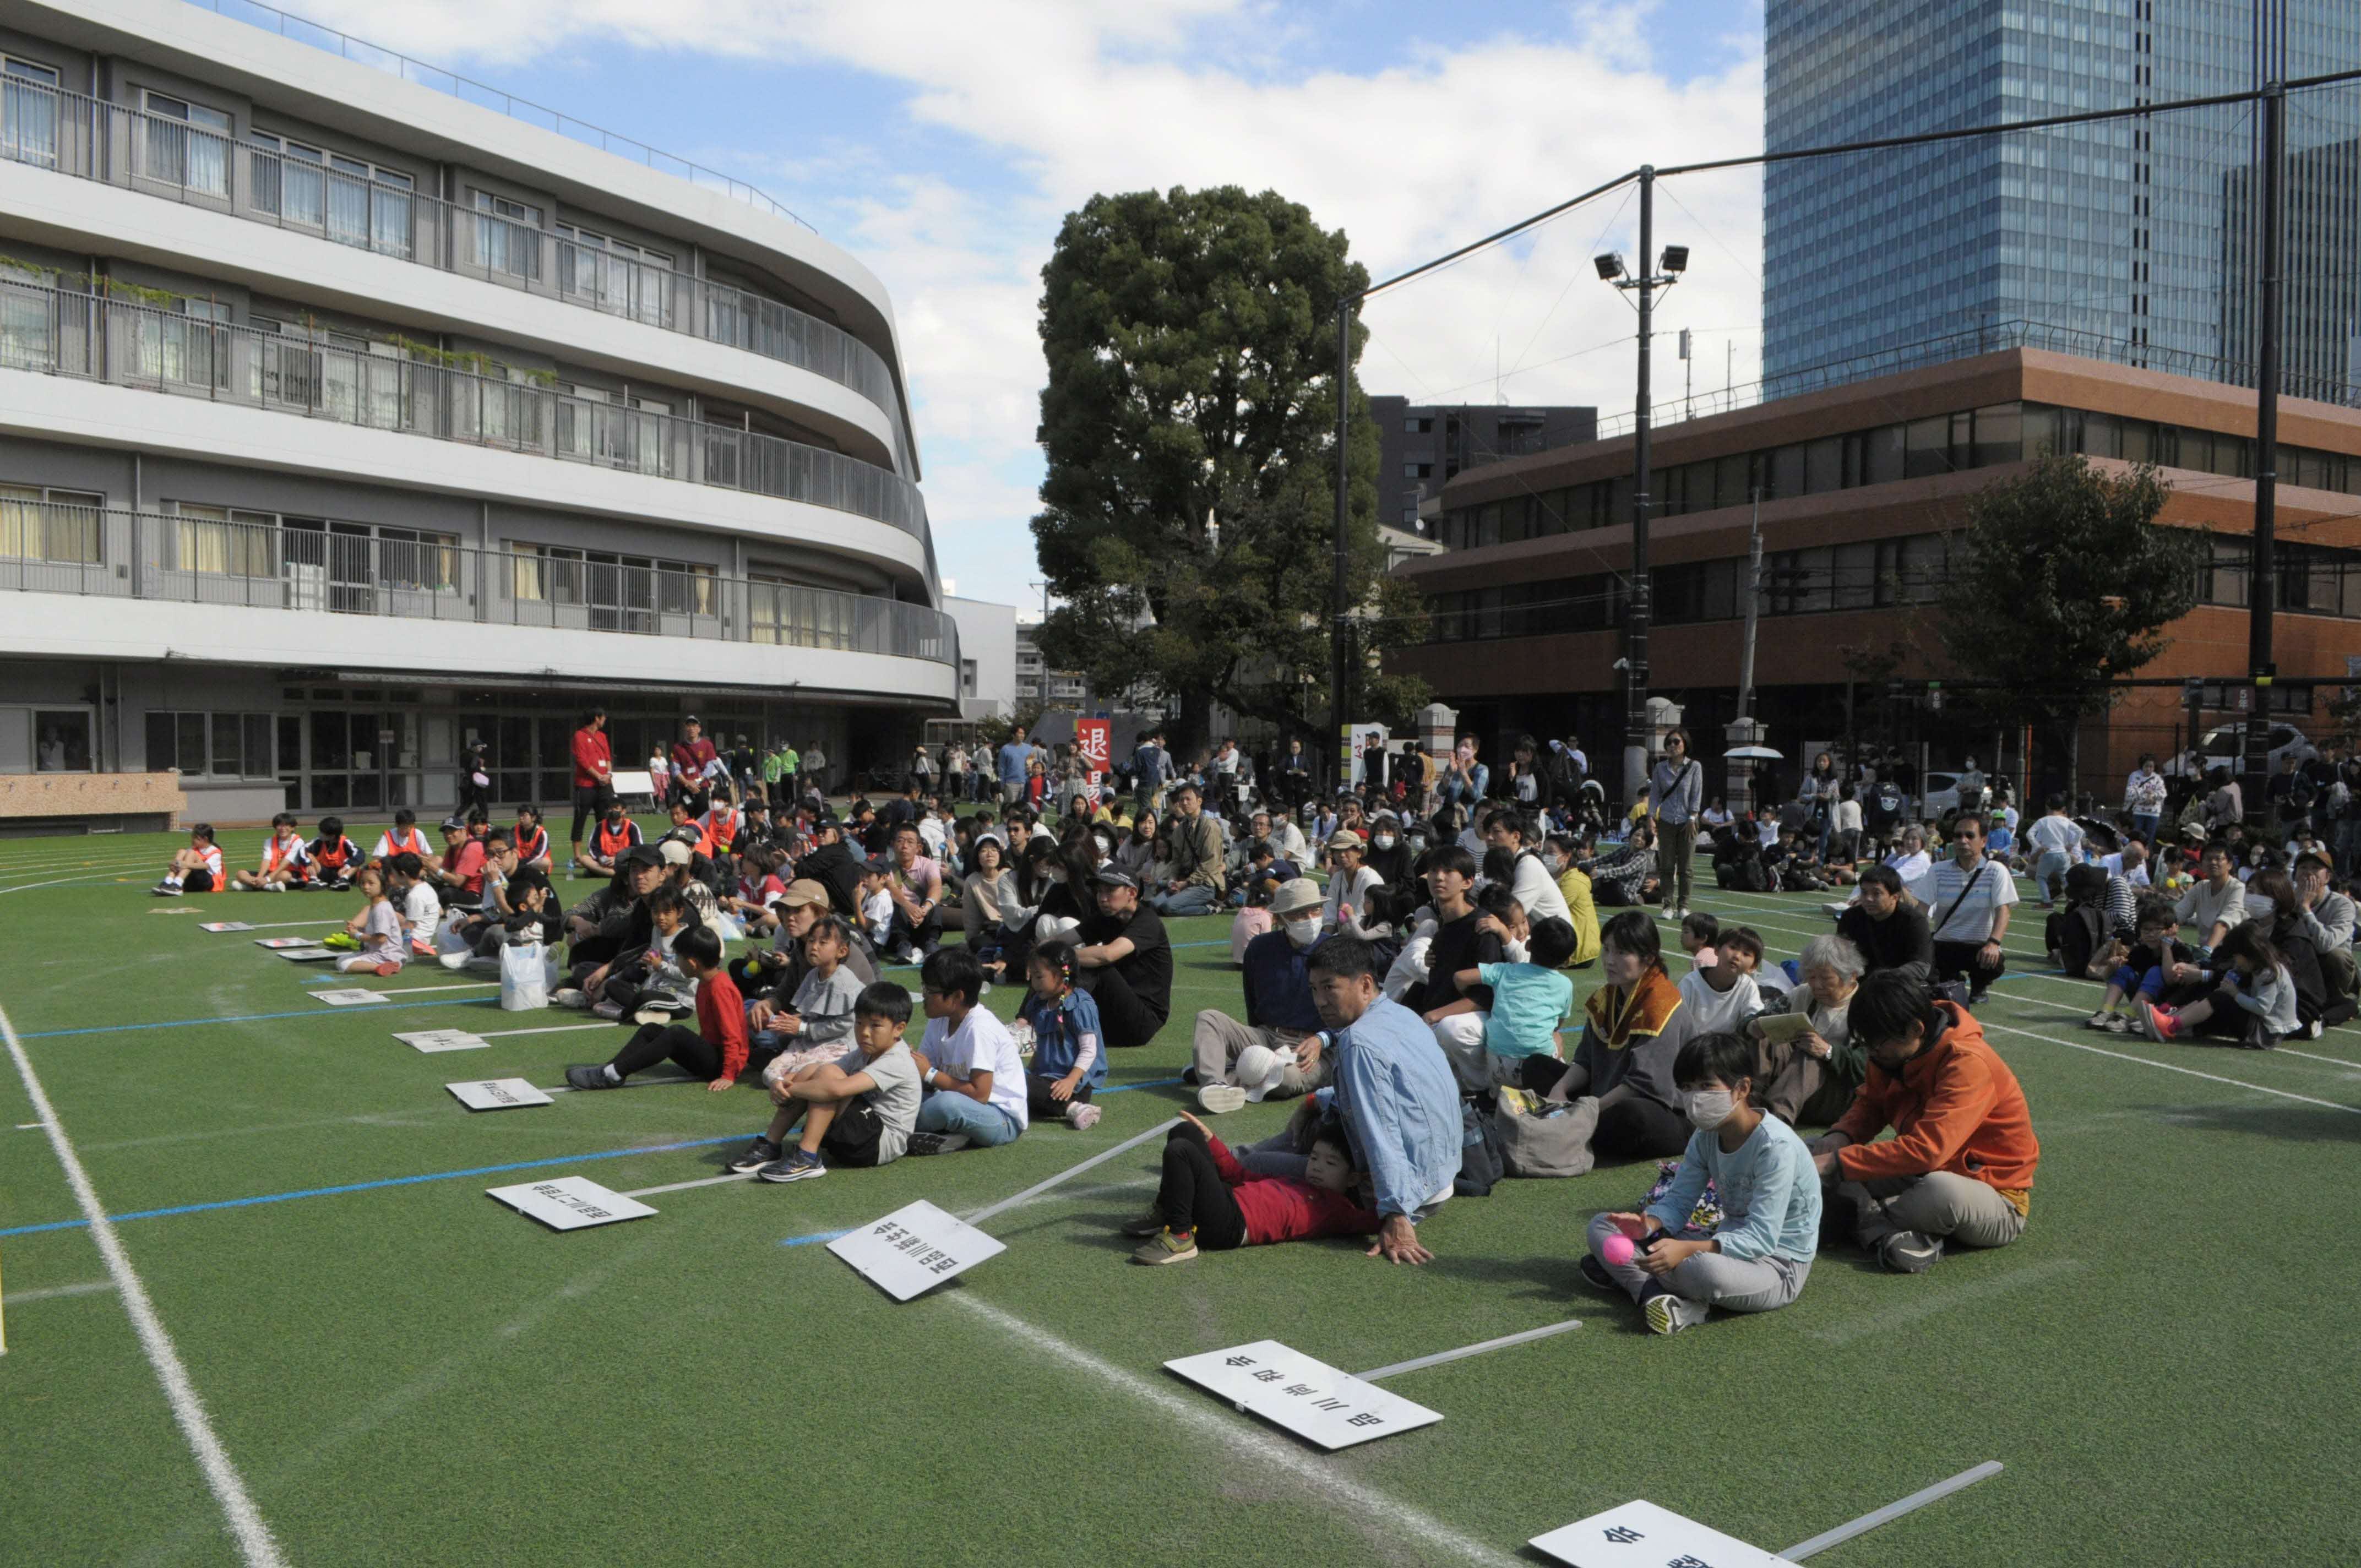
top-left (0, 502), bottom-right (960, 669)
top-left (0, 274), bottom-right (931, 543)
top-left (0, 77), bottom-right (916, 476)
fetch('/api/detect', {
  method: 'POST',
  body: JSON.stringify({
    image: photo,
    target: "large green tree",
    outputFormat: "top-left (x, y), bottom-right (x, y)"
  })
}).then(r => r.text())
top-left (1939, 454), bottom-right (2206, 789)
top-left (1030, 185), bottom-right (1424, 760)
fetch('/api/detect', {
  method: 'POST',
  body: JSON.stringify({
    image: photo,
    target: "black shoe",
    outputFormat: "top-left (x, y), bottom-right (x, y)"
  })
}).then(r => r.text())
top-left (905, 1131), bottom-right (971, 1157)
top-left (564, 1064), bottom-right (619, 1091)
top-left (728, 1137), bottom-right (783, 1173)
top-left (1965, 990), bottom-right (1989, 1010)
top-left (1179, 1067), bottom-right (1200, 1086)
top-left (1878, 1230), bottom-right (1944, 1273)
top-left (1577, 1254), bottom-right (1619, 1292)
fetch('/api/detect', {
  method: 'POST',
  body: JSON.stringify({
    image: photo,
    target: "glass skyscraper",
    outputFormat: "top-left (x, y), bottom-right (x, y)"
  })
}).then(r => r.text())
top-left (1762, 1), bottom-right (2361, 402)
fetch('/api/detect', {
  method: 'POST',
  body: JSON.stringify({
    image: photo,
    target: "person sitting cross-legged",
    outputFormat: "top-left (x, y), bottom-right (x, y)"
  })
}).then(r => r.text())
top-left (1808, 969), bottom-right (2039, 1273)
top-left (906, 947), bottom-right (1030, 1155)
top-left (1190, 877), bottom-right (1334, 1113)
top-left (1581, 1030), bottom-right (1821, 1336)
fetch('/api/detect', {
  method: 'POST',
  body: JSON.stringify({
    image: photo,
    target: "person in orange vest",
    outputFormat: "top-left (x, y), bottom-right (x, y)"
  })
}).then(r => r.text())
top-left (581, 799), bottom-right (644, 877)
top-left (235, 813), bottom-right (311, 892)
top-left (1810, 969), bottom-right (2040, 1274)
top-left (372, 808), bottom-right (439, 870)
top-left (304, 815), bottom-right (361, 892)
top-left (153, 822), bottom-right (225, 896)
top-left (512, 804), bottom-right (554, 874)
top-left (701, 783), bottom-right (745, 861)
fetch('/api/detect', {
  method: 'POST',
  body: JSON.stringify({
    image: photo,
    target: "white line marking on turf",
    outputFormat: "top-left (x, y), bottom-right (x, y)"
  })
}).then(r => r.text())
top-left (2, 1278), bottom-right (119, 1305)
top-left (1807, 1259), bottom-right (2086, 1347)
top-left (1977, 1015), bottom-right (2361, 1114)
top-left (961, 1118), bottom-right (1181, 1227)
top-left (1357, 1318), bottom-right (1582, 1381)
top-left (480, 1022), bottom-right (621, 1038)
top-left (0, 872), bottom-right (158, 897)
top-left (0, 997), bottom-right (287, 1567)
top-left (948, 1293), bottom-right (1522, 1567)
top-left (1780, 1460), bottom-right (2005, 1560)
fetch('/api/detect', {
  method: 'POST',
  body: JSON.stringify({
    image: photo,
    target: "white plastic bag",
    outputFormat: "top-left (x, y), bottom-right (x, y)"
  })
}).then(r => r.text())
top-left (435, 908), bottom-right (474, 956)
top-left (501, 940), bottom-right (550, 1011)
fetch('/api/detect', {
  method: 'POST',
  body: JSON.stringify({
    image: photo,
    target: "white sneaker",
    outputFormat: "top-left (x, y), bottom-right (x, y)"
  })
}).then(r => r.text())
top-left (439, 950), bottom-right (471, 971)
top-left (552, 988), bottom-right (589, 1010)
top-left (1196, 1084), bottom-right (1248, 1114)
top-left (1064, 1102), bottom-right (1103, 1130)
top-left (1644, 1291), bottom-right (1708, 1336)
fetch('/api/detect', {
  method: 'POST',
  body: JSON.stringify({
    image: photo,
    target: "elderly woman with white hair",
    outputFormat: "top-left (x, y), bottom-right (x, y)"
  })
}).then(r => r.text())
top-left (1745, 933), bottom-right (1870, 1126)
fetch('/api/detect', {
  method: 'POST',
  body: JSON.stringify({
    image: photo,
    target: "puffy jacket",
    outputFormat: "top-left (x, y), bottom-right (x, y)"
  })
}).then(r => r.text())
top-left (1830, 1003), bottom-right (2039, 1195)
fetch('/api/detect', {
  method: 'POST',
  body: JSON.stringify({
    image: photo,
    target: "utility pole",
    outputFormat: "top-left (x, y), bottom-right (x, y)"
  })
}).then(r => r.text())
top-left (1328, 297), bottom-right (1353, 799)
top-left (1622, 166), bottom-right (1658, 812)
top-left (2243, 73), bottom-right (2284, 826)
top-left (1737, 489), bottom-right (1764, 718)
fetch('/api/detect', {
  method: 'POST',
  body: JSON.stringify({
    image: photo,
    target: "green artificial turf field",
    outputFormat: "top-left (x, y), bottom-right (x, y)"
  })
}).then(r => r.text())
top-left (4, 822), bottom-right (2359, 1566)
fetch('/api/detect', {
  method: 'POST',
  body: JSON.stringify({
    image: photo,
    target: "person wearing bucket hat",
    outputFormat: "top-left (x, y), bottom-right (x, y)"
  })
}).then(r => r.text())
top-left (1320, 829), bottom-right (1385, 938)
top-left (1189, 878), bottom-right (1331, 1112)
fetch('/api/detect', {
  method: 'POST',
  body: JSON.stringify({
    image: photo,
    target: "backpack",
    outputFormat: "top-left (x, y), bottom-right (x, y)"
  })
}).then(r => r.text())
top-left (2286, 771), bottom-right (2317, 811)
top-left (1453, 1098), bottom-right (1505, 1197)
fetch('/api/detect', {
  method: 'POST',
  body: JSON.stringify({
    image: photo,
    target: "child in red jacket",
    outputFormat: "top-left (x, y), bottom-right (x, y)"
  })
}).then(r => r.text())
top-left (1128, 1111), bottom-right (1379, 1265)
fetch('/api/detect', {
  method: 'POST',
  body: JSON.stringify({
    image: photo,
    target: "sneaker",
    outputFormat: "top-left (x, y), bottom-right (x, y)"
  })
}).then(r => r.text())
top-left (1965, 990), bottom-right (1989, 1010)
top-left (373, 961), bottom-right (402, 977)
top-left (728, 1137), bottom-right (784, 1173)
top-left (564, 1064), bottom-right (619, 1091)
top-left (2141, 1000), bottom-right (2180, 1042)
top-left (151, 882), bottom-right (181, 897)
top-left (1644, 1290), bottom-right (1707, 1336)
top-left (1120, 1204), bottom-right (1168, 1238)
top-left (758, 1151), bottom-right (827, 1183)
top-left (1196, 1083), bottom-right (1248, 1114)
top-left (1064, 1102), bottom-right (1102, 1131)
top-left (632, 1007), bottom-right (672, 1026)
top-left (552, 988), bottom-right (589, 1011)
top-left (1131, 1228), bottom-right (1199, 1266)
top-left (894, 946), bottom-right (920, 966)
top-left (1179, 1067), bottom-right (1201, 1086)
top-left (2102, 1014), bottom-right (2133, 1034)
top-left (905, 1131), bottom-right (971, 1157)
top-left (1878, 1230), bottom-right (1944, 1273)
top-left (592, 1000), bottom-right (625, 1021)
top-left (439, 951), bottom-right (471, 972)
top-left (265, 882), bottom-right (286, 892)
top-left (1577, 1254), bottom-right (1619, 1292)
top-left (2082, 1011), bottom-right (2115, 1032)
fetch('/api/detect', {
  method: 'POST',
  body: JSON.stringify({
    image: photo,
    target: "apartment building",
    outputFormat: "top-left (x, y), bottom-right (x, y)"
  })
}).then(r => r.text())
top-left (0, 0), bottom-right (953, 820)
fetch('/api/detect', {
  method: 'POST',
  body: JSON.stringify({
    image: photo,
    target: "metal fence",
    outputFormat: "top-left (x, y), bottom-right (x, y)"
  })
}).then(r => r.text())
top-left (0, 501), bottom-right (960, 667)
top-left (0, 273), bottom-right (929, 537)
top-left (0, 77), bottom-right (914, 473)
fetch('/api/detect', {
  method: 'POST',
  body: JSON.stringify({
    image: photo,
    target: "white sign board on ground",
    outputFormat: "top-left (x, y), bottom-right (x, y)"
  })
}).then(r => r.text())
top-left (273, 947), bottom-right (336, 962)
top-left (313, 988), bottom-right (388, 1006)
top-left (398, 1028), bottom-right (491, 1053)
top-left (827, 1199), bottom-right (1007, 1301)
top-left (1530, 1500), bottom-right (1784, 1568)
top-left (255, 936), bottom-right (317, 948)
top-left (486, 1176), bottom-right (655, 1232)
top-left (202, 921), bottom-right (254, 932)
top-left (445, 1078), bottom-right (553, 1111)
top-left (1163, 1340), bottom-right (1443, 1451)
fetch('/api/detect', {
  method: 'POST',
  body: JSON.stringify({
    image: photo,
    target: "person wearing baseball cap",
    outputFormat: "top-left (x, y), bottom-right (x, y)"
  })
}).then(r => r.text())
top-left (737, 876), bottom-right (879, 1043)
top-left (1071, 867), bottom-right (1173, 1049)
top-left (792, 814), bottom-right (864, 920)
top-left (1190, 878), bottom-right (1332, 1112)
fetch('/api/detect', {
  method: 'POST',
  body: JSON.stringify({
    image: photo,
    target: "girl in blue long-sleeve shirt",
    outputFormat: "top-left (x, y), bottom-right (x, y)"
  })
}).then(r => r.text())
top-left (1021, 941), bottom-right (1106, 1130)
top-left (1585, 1030), bottom-right (1821, 1336)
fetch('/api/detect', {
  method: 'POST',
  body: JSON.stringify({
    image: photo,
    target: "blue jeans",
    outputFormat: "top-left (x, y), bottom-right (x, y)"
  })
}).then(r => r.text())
top-left (916, 1093), bottom-right (1023, 1146)
top-left (2033, 851), bottom-right (2069, 900)
top-left (1150, 884), bottom-right (1218, 917)
top-left (2130, 812), bottom-right (2159, 848)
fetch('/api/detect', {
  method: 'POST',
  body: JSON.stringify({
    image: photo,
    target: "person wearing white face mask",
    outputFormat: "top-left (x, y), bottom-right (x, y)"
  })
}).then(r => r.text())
top-left (1582, 1031), bottom-right (1821, 1336)
top-left (1190, 880), bottom-right (1335, 1112)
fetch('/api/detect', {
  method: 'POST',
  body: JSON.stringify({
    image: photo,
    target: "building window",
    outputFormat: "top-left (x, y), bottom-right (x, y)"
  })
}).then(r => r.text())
top-left (2, 56), bottom-right (62, 168)
top-left (960, 659), bottom-right (977, 697)
top-left (1405, 462), bottom-right (1433, 480)
top-left (472, 191), bottom-right (543, 279)
top-left (249, 131), bottom-right (414, 256)
top-left (139, 91), bottom-right (232, 197)
top-left (0, 704), bottom-right (92, 773)
top-left (0, 483), bottom-right (103, 563)
top-left (144, 710), bottom-right (274, 779)
top-left (1404, 416), bottom-right (1433, 434)
top-left (556, 223), bottom-right (673, 326)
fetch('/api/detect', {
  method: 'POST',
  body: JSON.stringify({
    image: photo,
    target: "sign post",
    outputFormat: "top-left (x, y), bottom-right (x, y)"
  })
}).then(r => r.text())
top-left (1075, 718), bottom-right (1111, 799)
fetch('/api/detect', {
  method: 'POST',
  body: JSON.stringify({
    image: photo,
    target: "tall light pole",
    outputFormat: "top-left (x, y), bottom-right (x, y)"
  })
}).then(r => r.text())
top-left (2243, 73), bottom-right (2284, 826)
top-left (1596, 168), bottom-right (1685, 810)
top-left (1328, 297), bottom-right (1353, 798)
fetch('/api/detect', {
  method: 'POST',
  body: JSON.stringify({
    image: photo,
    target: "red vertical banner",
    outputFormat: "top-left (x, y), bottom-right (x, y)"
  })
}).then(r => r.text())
top-left (1076, 719), bottom-right (1111, 786)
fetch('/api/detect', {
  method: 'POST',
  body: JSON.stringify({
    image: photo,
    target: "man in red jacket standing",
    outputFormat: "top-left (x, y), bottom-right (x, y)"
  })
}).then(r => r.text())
top-left (1810, 968), bottom-right (2040, 1274)
top-left (568, 706), bottom-right (613, 875)
top-left (671, 715), bottom-right (719, 810)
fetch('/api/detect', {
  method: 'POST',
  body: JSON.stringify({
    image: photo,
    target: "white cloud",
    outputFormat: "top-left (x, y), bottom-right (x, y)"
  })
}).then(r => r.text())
top-left (280, 1), bottom-right (1766, 606)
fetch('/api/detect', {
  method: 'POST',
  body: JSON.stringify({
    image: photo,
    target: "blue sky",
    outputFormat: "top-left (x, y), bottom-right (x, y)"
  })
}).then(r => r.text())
top-left (275, 0), bottom-right (1770, 608)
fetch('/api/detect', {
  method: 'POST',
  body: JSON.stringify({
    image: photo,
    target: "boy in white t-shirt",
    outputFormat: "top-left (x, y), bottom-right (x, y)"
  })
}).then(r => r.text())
top-left (1677, 925), bottom-right (1765, 1036)
top-left (907, 947), bottom-right (1029, 1155)
top-left (384, 851), bottom-right (443, 957)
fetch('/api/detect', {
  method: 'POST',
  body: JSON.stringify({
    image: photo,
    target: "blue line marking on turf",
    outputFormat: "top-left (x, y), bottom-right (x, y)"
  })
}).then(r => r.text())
top-left (0, 1135), bottom-right (743, 1238)
top-left (1099, 1077), bottom-right (1183, 1095)
top-left (20, 997), bottom-right (493, 1039)
top-left (779, 1228), bottom-right (853, 1248)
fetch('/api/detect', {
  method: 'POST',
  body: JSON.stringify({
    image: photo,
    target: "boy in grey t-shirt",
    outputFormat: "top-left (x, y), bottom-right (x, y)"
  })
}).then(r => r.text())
top-left (733, 982), bottom-right (922, 1181)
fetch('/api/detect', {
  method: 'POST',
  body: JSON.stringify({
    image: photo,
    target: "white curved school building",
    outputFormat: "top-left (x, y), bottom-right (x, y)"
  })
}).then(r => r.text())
top-left (0, 0), bottom-right (955, 821)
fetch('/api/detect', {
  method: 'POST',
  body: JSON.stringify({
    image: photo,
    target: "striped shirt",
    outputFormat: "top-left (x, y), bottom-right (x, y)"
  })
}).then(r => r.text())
top-left (1910, 856), bottom-right (2019, 943)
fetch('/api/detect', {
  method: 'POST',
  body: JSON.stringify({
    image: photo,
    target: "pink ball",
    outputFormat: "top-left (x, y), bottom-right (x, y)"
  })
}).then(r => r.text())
top-left (1601, 1233), bottom-right (1636, 1268)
